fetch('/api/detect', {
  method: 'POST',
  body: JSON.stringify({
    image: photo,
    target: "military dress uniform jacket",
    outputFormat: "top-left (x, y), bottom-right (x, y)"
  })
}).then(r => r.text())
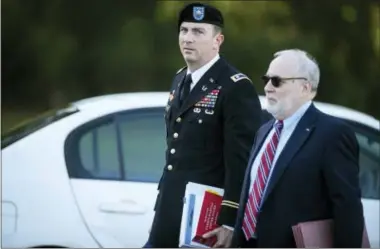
top-left (147, 57), bottom-right (262, 247)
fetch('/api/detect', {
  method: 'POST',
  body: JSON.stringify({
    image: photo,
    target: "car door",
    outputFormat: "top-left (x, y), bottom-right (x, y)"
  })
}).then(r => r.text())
top-left (345, 120), bottom-right (380, 248)
top-left (65, 107), bottom-right (167, 248)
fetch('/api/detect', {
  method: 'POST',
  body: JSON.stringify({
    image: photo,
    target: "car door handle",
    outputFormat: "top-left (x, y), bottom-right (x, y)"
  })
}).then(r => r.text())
top-left (98, 200), bottom-right (147, 215)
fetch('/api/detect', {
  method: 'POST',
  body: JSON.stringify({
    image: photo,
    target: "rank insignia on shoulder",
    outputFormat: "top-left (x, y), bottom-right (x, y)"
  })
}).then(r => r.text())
top-left (230, 73), bottom-right (251, 82)
top-left (176, 66), bottom-right (187, 74)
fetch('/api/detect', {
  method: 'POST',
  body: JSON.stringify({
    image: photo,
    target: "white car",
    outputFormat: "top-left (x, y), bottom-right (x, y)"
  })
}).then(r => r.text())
top-left (1, 92), bottom-right (379, 248)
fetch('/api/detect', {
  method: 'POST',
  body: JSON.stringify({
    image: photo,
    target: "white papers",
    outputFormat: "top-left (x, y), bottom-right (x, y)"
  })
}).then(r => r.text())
top-left (179, 182), bottom-right (224, 248)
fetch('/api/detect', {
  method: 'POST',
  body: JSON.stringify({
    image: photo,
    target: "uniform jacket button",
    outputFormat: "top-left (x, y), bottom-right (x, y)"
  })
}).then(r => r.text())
top-left (167, 165), bottom-right (173, 171)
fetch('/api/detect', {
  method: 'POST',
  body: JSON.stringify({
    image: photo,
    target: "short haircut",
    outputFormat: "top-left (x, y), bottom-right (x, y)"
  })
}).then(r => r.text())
top-left (274, 49), bottom-right (320, 91)
top-left (213, 25), bottom-right (222, 36)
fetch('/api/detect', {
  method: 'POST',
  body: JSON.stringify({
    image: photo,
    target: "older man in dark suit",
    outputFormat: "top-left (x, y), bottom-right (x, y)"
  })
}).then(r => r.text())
top-left (231, 49), bottom-right (365, 248)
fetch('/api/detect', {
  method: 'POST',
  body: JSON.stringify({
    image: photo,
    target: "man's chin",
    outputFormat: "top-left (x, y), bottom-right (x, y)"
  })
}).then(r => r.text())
top-left (266, 105), bottom-right (279, 116)
top-left (183, 54), bottom-right (196, 63)
top-left (267, 106), bottom-right (286, 120)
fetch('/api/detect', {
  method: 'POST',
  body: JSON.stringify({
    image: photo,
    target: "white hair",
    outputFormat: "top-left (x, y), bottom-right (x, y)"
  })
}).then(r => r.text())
top-left (274, 49), bottom-right (320, 91)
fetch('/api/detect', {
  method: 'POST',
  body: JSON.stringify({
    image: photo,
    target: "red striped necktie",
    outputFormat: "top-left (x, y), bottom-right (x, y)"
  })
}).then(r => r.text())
top-left (242, 120), bottom-right (284, 240)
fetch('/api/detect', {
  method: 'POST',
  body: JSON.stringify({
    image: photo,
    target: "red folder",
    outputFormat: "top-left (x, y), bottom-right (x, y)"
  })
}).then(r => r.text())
top-left (191, 190), bottom-right (223, 247)
top-left (292, 219), bottom-right (370, 248)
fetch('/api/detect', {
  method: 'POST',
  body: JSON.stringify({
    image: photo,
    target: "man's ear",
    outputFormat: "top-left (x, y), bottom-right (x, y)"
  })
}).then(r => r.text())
top-left (214, 34), bottom-right (224, 49)
top-left (303, 81), bottom-right (313, 93)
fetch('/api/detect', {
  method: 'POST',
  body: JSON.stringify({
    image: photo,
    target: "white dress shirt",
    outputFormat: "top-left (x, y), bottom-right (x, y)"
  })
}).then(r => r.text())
top-left (249, 101), bottom-right (312, 200)
top-left (186, 54), bottom-right (220, 91)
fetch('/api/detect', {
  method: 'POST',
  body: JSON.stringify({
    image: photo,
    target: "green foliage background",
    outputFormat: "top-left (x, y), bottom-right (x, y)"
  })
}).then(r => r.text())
top-left (2, 0), bottom-right (379, 131)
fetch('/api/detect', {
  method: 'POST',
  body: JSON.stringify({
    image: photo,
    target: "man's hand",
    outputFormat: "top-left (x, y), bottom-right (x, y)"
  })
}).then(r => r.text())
top-left (202, 226), bottom-right (233, 248)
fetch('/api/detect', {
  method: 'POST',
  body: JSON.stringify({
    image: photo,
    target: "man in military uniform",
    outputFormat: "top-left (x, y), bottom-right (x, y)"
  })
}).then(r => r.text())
top-left (145, 2), bottom-right (263, 248)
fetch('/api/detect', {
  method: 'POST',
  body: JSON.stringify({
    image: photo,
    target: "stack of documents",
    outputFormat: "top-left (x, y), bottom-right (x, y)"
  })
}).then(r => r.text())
top-left (179, 182), bottom-right (224, 248)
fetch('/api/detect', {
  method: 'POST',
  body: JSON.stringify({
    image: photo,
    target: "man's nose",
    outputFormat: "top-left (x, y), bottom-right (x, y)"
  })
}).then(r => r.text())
top-left (264, 81), bottom-right (273, 92)
top-left (182, 33), bottom-right (194, 43)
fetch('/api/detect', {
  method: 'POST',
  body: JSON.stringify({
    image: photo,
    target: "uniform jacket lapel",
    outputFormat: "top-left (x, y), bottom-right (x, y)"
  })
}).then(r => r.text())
top-left (165, 71), bottom-right (187, 128)
top-left (261, 104), bottom-right (319, 205)
top-left (176, 58), bottom-right (227, 118)
top-left (171, 73), bottom-right (186, 111)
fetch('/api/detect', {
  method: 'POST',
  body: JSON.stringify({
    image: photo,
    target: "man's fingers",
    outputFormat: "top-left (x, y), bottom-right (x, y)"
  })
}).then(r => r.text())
top-left (203, 227), bottom-right (220, 238)
top-left (223, 235), bottom-right (232, 248)
top-left (212, 228), bottom-right (233, 248)
top-left (213, 240), bottom-right (223, 248)
top-left (213, 237), bottom-right (227, 248)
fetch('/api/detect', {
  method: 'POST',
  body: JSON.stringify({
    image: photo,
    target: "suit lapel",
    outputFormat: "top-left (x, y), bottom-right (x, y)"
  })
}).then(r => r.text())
top-left (176, 58), bottom-right (226, 118)
top-left (261, 104), bottom-right (319, 205)
top-left (240, 120), bottom-right (274, 205)
top-left (246, 120), bottom-right (274, 173)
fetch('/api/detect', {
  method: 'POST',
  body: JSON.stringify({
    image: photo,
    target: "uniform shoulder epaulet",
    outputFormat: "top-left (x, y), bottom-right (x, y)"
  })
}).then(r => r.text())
top-left (176, 66), bottom-right (187, 74)
top-left (230, 73), bottom-right (251, 83)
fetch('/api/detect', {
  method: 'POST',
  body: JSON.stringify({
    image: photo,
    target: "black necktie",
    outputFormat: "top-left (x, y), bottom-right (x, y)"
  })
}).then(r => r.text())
top-left (181, 74), bottom-right (192, 105)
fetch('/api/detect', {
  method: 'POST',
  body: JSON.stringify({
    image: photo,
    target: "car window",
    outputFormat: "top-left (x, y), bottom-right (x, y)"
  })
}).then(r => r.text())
top-left (65, 108), bottom-right (167, 183)
top-left (66, 118), bottom-right (122, 180)
top-left (78, 121), bottom-right (121, 179)
top-left (2, 105), bottom-right (79, 149)
top-left (346, 120), bottom-right (380, 200)
top-left (117, 110), bottom-right (167, 183)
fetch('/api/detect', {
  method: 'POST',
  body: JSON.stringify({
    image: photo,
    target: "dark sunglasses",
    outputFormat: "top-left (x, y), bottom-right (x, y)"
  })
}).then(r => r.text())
top-left (261, 75), bottom-right (308, 88)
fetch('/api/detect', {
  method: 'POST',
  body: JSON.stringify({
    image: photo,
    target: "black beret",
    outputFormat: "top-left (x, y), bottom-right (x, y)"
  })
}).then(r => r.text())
top-left (178, 2), bottom-right (224, 31)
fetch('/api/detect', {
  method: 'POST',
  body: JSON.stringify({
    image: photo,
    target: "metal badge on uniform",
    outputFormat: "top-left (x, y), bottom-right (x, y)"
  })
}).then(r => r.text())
top-left (209, 78), bottom-right (214, 83)
top-left (202, 85), bottom-right (207, 91)
top-left (193, 6), bottom-right (205, 20)
top-left (205, 109), bottom-right (214, 115)
top-left (193, 108), bottom-right (201, 113)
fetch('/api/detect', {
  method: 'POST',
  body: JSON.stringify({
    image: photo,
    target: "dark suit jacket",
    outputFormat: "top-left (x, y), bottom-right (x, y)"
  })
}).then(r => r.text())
top-left (147, 57), bottom-right (263, 247)
top-left (231, 103), bottom-right (365, 248)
